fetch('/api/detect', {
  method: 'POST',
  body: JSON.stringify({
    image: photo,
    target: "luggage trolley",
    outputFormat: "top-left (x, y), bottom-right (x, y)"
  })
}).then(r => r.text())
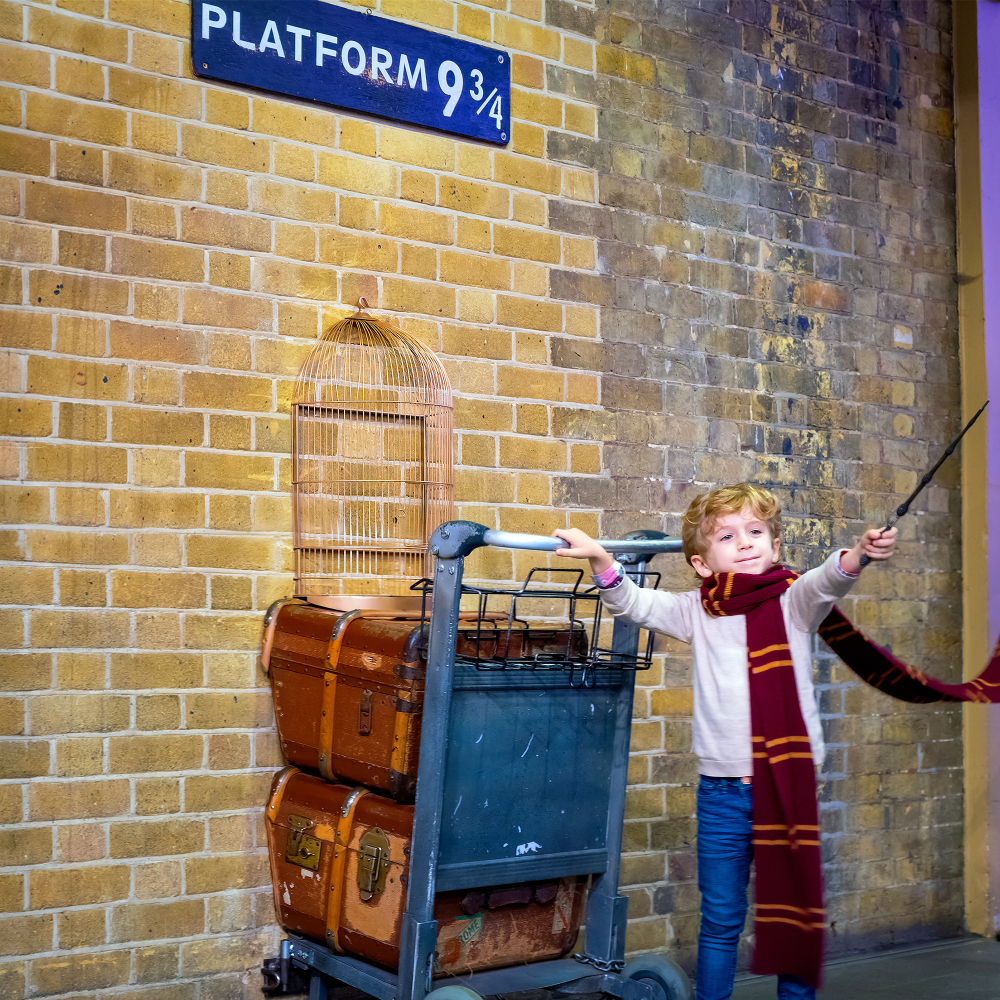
top-left (263, 521), bottom-right (691, 1000)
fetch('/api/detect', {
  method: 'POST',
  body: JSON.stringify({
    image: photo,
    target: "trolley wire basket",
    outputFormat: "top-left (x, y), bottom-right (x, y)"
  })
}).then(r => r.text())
top-left (409, 566), bottom-right (663, 684)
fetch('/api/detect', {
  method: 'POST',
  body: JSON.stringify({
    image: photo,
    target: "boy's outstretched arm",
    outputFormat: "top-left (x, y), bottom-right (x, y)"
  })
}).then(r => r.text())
top-left (839, 526), bottom-right (897, 574)
top-left (552, 528), bottom-right (615, 576)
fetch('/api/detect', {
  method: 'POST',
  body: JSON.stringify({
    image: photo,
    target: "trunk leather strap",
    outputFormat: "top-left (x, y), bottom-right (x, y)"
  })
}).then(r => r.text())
top-left (265, 765), bottom-right (298, 824)
top-left (318, 610), bottom-right (369, 780)
top-left (325, 786), bottom-right (369, 954)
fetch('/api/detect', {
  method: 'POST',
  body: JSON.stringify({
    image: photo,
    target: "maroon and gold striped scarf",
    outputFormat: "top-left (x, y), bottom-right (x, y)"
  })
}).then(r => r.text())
top-left (701, 565), bottom-right (1000, 987)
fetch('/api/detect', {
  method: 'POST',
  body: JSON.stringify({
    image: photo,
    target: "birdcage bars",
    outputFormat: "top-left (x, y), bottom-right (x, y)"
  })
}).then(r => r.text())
top-left (291, 304), bottom-right (453, 601)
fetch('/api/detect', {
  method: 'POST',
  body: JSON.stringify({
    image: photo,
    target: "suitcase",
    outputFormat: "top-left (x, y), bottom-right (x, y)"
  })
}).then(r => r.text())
top-left (265, 767), bottom-right (586, 975)
top-left (261, 601), bottom-right (588, 802)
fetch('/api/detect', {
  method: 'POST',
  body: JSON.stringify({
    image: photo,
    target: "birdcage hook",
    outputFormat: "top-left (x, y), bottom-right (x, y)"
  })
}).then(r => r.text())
top-left (356, 297), bottom-right (370, 316)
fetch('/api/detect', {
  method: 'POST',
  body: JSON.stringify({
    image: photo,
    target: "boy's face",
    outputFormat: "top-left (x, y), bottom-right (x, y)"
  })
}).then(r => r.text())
top-left (690, 506), bottom-right (780, 579)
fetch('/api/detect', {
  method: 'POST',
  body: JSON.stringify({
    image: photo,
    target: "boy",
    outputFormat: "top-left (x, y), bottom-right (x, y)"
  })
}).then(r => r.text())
top-left (553, 483), bottom-right (896, 1000)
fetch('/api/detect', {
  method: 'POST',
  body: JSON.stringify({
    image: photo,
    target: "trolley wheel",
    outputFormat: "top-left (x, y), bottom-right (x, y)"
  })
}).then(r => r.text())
top-left (424, 986), bottom-right (483, 1000)
top-left (622, 954), bottom-right (692, 1000)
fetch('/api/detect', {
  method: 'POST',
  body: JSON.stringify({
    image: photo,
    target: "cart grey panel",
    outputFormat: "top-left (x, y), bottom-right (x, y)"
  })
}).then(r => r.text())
top-left (436, 663), bottom-right (627, 888)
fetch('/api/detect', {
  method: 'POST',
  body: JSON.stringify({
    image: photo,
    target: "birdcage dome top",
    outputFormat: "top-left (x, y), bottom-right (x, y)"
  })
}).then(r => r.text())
top-left (293, 301), bottom-right (452, 408)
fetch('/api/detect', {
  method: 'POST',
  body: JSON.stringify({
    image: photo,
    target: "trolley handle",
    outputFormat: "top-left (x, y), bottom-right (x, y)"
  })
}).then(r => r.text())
top-left (483, 529), bottom-right (683, 555)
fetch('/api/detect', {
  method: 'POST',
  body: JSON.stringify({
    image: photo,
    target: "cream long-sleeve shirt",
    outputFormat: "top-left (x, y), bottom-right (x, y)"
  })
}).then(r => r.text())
top-left (599, 550), bottom-right (858, 776)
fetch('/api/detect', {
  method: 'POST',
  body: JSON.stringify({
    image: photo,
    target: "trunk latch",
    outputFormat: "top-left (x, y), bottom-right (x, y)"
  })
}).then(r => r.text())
top-left (285, 814), bottom-right (321, 871)
top-left (357, 827), bottom-right (389, 900)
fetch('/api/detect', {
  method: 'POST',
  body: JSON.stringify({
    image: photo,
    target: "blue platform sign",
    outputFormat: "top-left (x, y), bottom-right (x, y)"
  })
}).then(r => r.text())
top-left (191, 1), bottom-right (510, 145)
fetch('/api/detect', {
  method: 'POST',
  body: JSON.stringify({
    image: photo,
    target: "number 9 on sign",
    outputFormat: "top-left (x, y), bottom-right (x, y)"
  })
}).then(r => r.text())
top-left (438, 60), bottom-right (463, 117)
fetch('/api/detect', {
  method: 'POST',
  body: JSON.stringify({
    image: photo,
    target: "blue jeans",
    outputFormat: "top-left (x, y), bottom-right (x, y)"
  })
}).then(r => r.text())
top-left (696, 776), bottom-right (816, 1000)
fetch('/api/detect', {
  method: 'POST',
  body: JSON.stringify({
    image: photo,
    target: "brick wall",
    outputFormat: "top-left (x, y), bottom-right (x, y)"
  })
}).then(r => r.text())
top-left (0, 0), bottom-right (961, 996)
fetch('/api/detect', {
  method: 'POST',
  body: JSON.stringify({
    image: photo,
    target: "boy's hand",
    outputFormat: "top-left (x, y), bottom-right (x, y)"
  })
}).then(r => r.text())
top-left (840, 526), bottom-right (897, 574)
top-left (552, 528), bottom-right (615, 576)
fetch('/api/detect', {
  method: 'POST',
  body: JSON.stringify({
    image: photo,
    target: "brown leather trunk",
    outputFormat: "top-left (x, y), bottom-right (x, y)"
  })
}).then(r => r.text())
top-left (262, 601), bottom-right (587, 802)
top-left (265, 767), bottom-right (586, 975)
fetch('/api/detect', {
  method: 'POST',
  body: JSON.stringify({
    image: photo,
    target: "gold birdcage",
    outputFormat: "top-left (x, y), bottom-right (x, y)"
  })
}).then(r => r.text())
top-left (291, 301), bottom-right (454, 609)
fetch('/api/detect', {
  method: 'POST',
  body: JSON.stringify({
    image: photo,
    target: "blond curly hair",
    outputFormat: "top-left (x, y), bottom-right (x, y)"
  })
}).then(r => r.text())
top-left (681, 482), bottom-right (781, 567)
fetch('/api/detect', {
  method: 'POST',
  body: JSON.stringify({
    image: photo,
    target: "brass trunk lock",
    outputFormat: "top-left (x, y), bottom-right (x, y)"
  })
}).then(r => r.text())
top-left (285, 814), bottom-right (321, 872)
top-left (357, 827), bottom-right (389, 900)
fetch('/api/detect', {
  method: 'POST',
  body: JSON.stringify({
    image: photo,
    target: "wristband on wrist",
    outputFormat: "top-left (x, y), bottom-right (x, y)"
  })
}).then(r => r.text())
top-left (592, 560), bottom-right (625, 589)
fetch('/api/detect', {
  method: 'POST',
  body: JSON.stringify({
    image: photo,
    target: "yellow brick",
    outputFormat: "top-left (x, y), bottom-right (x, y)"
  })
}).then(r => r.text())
top-left (131, 31), bottom-right (181, 76)
top-left (185, 531), bottom-right (276, 570)
top-left (110, 652), bottom-right (201, 690)
top-left (0, 872), bottom-right (23, 912)
top-left (55, 735), bottom-right (103, 777)
top-left (0, 565), bottom-right (53, 605)
top-left (130, 448), bottom-right (178, 488)
top-left (134, 859), bottom-right (182, 899)
top-left (109, 67), bottom-right (200, 119)
top-left (442, 322), bottom-right (510, 360)
top-left (185, 852), bottom-right (269, 895)
top-left (382, 277), bottom-right (455, 318)
top-left (495, 15), bottom-right (560, 57)
top-left (0, 913), bottom-right (53, 958)
top-left (379, 203), bottom-right (454, 246)
top-left (110, 817), bottom-right (202, 858)
top-left (29, 529), bottom-right (127, 564)
top-left (495, 153), bottom-right (560, 194)
top-left (0, 131), bottom-right (50, 177)
top-left (181, 124), bottom-right (268, 172)
top-left (204, 651), bottom-right (255, 687)
top-left (110, 237), bottom-right (203, 282)
top-left (453, 398), bottom-right (513, 432)
top-left (32, 864), bottom-right (130, 911)
top-left (27, 92), bottom-right (126, 146)
top-left (128, 114), bottom-right (175, 157)
top-left (185, 453), bottom-right (274, 495)
top-left (494, 224), bottom-right (559, 263)
top-left (6, 311), bottom-right (51, 351)
top-left (497, 294), bottom-right (562, 332)
top-left (59, 231), bottom-right (107, 273)
top-left (135, 778), bottom-right (181, 816)
top-left (440, 177), bottom-right (509, 219)
top-left (499, 436), bottom-right (566, 471)
top-left (0, 39), bottom-right (49, 87)
top-left (1, 484), bottom-right (48, 524)
top-left (205, 90), bottom-right (249, 129)
top-left (136, 693), bottom-right (181, 731)
top-left (273, 223), bottom-right (315, 262)
top-left (571, 443), bottom-right (601, 474)
top-left (379, 127), bottom-right (455, 171)
top-left (29, 693), bottom-right (129, 735)
top-left (439, 251), bottom-right (510, 291)
top-left (1, 739), bottom-right (49, 779)
top-left (497, 366), bottom-right (564, 401)
top-left (0, 263), bottom-right (19, 305)
top-left (458, 5), bottom-right (491, 40)
top-left (27, 183), bottom-right (126, 232)
top-left (512, 191), bottom-right (545, 226)
top-left (182, 289), bottom-right (273, 331)
top-left (54, 317), bottom-right (106, 361)
top-left (457, 289), bottom-right (495, 324)
top-left (133, 365), bottom-right (180, 405)
top-left (186, 691), bottom-right (271, 730)
top-left (117, 0), bottom-right (186, 34)
top-left (0, 175), bottom-right (17, 216)
top-left (30, 777), bottom-right (130, 821)
top-left (109, 733), bottom-right (203, 774)
top-left (511, 121), bottom-right (544, 157)
top-left (565, 304), bottom-right (598, 338)
top-left (400, 243), bottom-right (436, 279)
top-left (110, 323), bottom-right (203, 368)
top-left (185, 772), bottom-right (271, 812)
top-left (58, 908), bottom-right (107, 949)
top-left (650, 687), bottom-right (694, 716)
top-left (250, 177), bottom-right (336, 224)
top-left (251, 496), bottom-right (290, 533)
top-left (59, 569), bottom-right (107, 608)
top-left (512, 53), bottom-right (545, 89)
top-left (563, 237), bottom-right (595, 270)
top-left (251, 257), bottom-right (336, 300)
top-left (562, 168), bottom-right (595, 202)
top-left (56, 651), bottom-right (105, 691)
top-left (31, 952), bottom-right (130, 996)
top-left (567, 372), bottom-right (599, 404)
top-left (401, 168), bottom-right (436, 205)
top-left (25, 443), bottom-right (127, 485)
top-left (0, 692), bottom-right (25, 732)
top-left (565, 102), bottom-right (596, 137)
top-left (340, 195), bottom-right (377, 231)
top-left (253, 96), bottom-right (337, 146)
top-left (209, 413), bottom-right (251, 451)
top-left (110, 408), bottom-right (203, 448)
top-left (110, 570), bottom-right (205, 609)
top-left (131, 198), bottom-right (177, 238)
top-left (596, 45), bottom-right (656, 85)
top-left (28, 7), bottom-right (128, 60)
top-left (1, 397), bottom-right (52, 438)
top-left (52, 487), bottom-right (104, 527)
top-left (316, 149), bottom-right (398, 196)
top-left (512, 89), bottom-right (562, 127)
top-left (207, 733), bottom-right (251, 769)
top-left (28, 269), bottom-right (129, 315)
top-left (111, 899), bottom-right (204, 943)
top-left (180, 206), bottom-right (270, 252)
top-left (183, 613), bottom-right (261, 650)
top-left (107, 151), bottom-right (200, 200)
top-left (338, 117), bottom-right (376, 156)
top-left (564, 36), bottom-right (594, 71)
top-left (134, 284), bottom-right (180, 324)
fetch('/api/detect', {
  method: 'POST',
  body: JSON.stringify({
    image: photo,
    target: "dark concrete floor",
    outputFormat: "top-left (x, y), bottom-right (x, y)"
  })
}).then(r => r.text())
top-left (731, 936), bottom-right (1000, 999)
